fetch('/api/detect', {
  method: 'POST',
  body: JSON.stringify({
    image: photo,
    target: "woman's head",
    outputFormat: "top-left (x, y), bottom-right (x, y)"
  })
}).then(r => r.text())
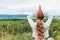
top-left (36, 5), bottom-right (44, 20)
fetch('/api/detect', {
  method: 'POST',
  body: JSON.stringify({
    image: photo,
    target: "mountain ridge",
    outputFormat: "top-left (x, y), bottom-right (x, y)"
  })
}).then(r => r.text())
top-left (0, 14), bottom-right (59, 19)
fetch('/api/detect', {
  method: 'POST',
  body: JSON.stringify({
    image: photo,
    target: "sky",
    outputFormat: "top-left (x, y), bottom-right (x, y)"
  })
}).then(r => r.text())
top-left (0, 0), bottom-right (60, 15)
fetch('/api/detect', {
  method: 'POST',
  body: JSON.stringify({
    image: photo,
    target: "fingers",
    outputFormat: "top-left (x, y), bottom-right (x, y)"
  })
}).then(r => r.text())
top-left (39, 5), bottom-right (42, 10)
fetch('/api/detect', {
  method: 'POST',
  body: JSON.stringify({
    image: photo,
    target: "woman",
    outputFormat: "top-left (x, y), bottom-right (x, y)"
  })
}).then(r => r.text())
top-left (27, 5), bottom-right (53, 40)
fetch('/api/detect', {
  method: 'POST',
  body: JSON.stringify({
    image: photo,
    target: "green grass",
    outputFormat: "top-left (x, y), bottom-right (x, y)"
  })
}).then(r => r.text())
top-left (0, 32), bottom-right (33, 40)
top-left (0, 19), bottom-right (60, 40)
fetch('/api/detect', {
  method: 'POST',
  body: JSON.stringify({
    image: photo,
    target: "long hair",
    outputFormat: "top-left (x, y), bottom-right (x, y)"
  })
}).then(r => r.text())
top-left (36, 7), bottom-right (45, 40)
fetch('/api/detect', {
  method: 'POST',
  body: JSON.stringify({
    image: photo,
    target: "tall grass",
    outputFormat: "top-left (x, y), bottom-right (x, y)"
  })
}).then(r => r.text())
top-left (0, 19), bottom-right (60, 40)
top-left (0, 32), bottom-right (33, 40)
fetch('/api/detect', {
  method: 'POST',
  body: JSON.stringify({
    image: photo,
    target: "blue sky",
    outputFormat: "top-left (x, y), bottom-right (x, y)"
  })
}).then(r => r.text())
top-left (0, 0), bottom-right (60, 15)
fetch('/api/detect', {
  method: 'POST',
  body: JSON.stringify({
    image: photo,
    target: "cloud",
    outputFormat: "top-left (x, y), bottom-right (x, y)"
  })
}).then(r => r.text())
top-left (0, 0), bottom-right (60, 15)
top-left (0, 0), bottom-right (39, 14)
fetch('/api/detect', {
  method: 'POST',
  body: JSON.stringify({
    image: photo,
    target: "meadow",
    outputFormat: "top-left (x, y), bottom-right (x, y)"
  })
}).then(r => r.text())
top-left (0, 19), bottom-right (60, 40)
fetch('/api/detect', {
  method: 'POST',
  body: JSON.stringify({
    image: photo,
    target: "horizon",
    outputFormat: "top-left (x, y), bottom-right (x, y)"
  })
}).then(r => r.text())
top-left (0, 14), bottom-right (60, 19)
top-left (0, 14), bottom-right (60, 16)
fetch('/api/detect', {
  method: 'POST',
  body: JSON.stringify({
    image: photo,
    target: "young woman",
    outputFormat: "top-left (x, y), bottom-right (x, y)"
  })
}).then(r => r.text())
top-left (27, 5), bottom-right (53, 40)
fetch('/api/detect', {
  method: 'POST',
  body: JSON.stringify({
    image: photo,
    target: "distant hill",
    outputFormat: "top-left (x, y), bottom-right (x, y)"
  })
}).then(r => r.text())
top-left (0, 14), bottom-right (60, 19)
top-left (0, 14), bottom-right (27, 19)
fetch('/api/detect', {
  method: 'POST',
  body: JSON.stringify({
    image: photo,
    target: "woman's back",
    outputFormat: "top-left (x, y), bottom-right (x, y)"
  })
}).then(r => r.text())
top-left (31, 18), bottom-right (50, 38)
top-left (27, 13), bottom-right (53, 38)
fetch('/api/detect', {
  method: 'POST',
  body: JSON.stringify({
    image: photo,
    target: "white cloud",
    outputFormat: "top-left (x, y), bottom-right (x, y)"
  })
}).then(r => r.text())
top-left (0, 0), bottom-right (60, 15)
top-left (0, 0), bottom-right (39, 14)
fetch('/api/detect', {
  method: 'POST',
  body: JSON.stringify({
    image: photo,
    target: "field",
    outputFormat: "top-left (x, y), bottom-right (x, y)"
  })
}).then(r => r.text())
top-left (0, 19), bottom-right (60, 40)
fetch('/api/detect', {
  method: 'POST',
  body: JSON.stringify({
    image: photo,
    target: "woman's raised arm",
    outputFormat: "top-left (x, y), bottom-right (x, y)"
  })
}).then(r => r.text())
top-left (27, 13), bottom-right (36, 28)
top-left (44, 13), bottom-right (53, 29)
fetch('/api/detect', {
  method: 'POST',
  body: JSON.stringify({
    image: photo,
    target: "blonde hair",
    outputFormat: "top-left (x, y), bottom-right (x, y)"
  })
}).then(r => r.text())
top-left (36, 20), bottom-right (44, 38)
top-left (36, 7), bottom-right (45, 40)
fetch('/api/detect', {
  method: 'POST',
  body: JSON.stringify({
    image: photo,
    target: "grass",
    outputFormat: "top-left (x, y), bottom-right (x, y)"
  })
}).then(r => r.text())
top-left (0, 32), bottom-right (33, 40)
top-left (0, 19), bottom-right (60, 40)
